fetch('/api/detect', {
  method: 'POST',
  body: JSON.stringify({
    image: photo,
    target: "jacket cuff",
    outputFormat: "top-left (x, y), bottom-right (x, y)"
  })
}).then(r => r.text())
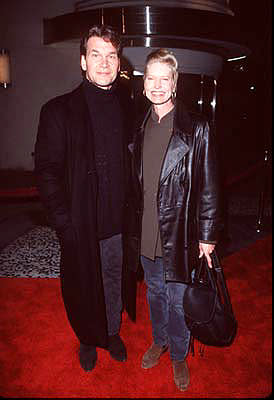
top-left (199, 240), bottom-right (217, 244)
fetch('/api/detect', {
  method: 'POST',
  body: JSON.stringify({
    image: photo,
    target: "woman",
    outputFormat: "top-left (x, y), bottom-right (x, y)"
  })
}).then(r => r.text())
top-left (124, 49), bottom-right (222, 391)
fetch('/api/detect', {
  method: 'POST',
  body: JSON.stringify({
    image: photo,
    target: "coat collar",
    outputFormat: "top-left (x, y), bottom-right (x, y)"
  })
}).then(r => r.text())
top-left (136, 100), bottom-right (192, 185)
top-left (173, 100), bottom-right (193, 137)
top-left (139, 100), bottom-right (193, 137)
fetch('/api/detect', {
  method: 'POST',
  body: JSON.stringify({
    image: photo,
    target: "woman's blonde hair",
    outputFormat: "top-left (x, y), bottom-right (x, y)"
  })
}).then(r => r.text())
top-left (144, 48), bottom-right (179, 87)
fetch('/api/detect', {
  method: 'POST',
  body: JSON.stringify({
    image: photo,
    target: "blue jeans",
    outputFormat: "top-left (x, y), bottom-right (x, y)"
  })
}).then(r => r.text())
top-left (141, 255), bottom-right (191, 361)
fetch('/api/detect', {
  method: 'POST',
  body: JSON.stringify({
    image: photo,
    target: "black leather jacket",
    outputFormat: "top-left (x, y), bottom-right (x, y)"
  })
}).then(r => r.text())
top-left (124, 101), bottom-right (222, 283)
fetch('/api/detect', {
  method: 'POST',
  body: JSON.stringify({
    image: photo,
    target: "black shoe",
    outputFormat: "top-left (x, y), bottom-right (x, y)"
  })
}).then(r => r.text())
top-left (108, 334), bottom-right (127, 362)
top-left (79, 343), bottom-right (97, 372)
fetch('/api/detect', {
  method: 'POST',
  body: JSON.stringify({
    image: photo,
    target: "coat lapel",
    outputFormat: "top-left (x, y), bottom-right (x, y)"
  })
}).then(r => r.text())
top-left (160, 133), bottom-right (189, 183)
top-left (68, 83), bottom-right (91, 143)
top-left (67, 84), bottom-right (96, 170)
top-left (160, 101), bottom-right (193, 184)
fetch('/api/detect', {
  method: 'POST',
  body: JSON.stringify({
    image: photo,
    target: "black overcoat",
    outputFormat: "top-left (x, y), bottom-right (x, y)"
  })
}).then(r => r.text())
top-left (123, 101), bottom-right (222, 310)
top-left (35, 81), bottom-right (135, 348)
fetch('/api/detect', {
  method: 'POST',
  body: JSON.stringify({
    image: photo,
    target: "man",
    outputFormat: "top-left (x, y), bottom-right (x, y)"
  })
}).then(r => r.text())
top-left (35, 25), bottom-right (134, 372)
top-left (124, 49), bottom-right (222, 391)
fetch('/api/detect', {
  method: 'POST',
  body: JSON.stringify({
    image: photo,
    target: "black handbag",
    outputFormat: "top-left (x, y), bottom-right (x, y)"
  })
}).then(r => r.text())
top-left (183, 250), bottom-right (237, 348)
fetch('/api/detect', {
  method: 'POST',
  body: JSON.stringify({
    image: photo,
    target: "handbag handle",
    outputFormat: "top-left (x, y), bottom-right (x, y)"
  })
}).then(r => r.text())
top-left (194, 250), bottom-right (234, 312)
top-left (194, 254), bottom-right (216, 289)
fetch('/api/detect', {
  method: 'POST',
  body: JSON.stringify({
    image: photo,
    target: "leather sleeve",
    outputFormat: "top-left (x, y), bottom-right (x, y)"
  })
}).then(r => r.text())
top-left (198, 122), bottom-right (222, 242)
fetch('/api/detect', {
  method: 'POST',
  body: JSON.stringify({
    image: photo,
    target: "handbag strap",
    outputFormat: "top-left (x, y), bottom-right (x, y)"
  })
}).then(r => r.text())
top-left (211, 250), bottom-right (234, 312)
top-left (195, 250), bottom-right (234, 312)
top-left (190, 250), bottom-right (235, 358)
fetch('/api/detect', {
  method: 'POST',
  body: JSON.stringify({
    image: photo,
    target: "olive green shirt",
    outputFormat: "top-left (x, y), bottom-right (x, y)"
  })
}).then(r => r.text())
top-left (141, 107), bottom-right (174, 260)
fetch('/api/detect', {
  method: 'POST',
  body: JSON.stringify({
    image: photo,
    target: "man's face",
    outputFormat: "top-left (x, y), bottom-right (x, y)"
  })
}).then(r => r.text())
top-left (144, 61), bottom-right (175, 106)
top-left (81, 36), bottom-right (120, 90)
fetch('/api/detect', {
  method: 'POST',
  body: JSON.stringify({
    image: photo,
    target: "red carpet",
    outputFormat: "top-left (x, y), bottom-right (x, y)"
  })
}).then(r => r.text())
top-left (0, 235), bottom-right (272, 398)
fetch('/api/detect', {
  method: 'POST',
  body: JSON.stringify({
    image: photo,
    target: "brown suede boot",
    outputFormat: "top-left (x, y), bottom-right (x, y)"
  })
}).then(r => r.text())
top-left (172, 359), bottom-right (190, 391)
top-left (141, 343), bottom-right (168, 369)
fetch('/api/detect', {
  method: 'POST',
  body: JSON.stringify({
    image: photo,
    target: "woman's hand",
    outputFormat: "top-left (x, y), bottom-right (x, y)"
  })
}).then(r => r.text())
top-left (199, 242), bottom-right (215, 268)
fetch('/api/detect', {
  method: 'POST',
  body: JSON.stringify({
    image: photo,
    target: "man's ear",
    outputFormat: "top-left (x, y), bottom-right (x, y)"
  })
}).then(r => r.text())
top-left (81, 55), bottom-right (87, 71)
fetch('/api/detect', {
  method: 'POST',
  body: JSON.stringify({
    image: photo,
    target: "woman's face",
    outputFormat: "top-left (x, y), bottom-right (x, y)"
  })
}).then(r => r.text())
top-left (144, 61), bottom-right (176, 106)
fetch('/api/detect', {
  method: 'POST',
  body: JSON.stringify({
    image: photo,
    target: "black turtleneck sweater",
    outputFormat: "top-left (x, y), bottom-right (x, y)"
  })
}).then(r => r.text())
top-left (83, 77), bottom-right (125, 240)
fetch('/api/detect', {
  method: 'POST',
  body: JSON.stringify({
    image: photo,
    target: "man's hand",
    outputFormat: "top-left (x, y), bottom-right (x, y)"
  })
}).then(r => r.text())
top-left (199, 242), bottom-right (215, 268)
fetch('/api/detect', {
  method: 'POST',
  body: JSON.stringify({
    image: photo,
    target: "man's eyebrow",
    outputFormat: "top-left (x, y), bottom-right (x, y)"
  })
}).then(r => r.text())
top-left (90, 49), bottom-right (117, 56)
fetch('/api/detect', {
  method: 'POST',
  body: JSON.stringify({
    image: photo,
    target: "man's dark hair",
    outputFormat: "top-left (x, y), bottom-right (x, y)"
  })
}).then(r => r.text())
top-left (80, 25), bottom-right (122, 57)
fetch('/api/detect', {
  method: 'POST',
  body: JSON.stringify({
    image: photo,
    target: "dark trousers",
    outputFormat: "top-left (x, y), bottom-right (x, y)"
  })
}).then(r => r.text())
top-left (141, 255), bottom-right (191, 361)
top-left (99, 233), bottom-right (123, 336)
